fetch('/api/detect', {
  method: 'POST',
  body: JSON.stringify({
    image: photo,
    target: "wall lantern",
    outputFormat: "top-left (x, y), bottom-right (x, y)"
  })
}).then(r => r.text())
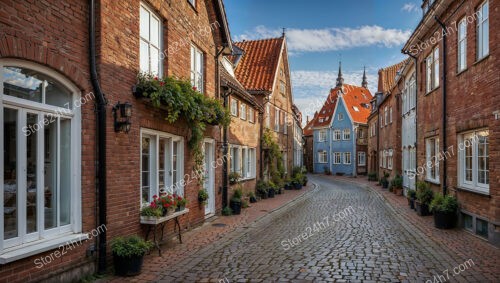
top-left (112, 102), bottom-right (132, 133)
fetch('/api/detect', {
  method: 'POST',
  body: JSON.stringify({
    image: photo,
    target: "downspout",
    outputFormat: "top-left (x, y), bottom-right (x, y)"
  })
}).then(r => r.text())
top-left (89, 0), bottom-right (107, 274)
top-left (435, 16), bottom-right (447, 196)
top-left (215, 47), bottom-right (228, 208)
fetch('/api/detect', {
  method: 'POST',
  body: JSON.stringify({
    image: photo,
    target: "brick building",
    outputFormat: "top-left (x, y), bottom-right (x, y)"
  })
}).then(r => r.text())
top-left (374, 60), bottom-right (408, 180)
top-left (402, 0), bottom-right (499, 246)
top-left (303, 116), bottom-right (316, 173)
top-left (0, 0), bottom-right (234, 281)
top-left (232, 36), bottom-right (296, 177)
top-left (220, 57), bottom-right (262, 197)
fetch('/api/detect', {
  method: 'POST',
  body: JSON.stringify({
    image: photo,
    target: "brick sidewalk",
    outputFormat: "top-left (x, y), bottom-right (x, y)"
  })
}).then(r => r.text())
top-left (104, 184), bottom-right (315, 282)
top-left (325, 174), bottom-right (500, 282)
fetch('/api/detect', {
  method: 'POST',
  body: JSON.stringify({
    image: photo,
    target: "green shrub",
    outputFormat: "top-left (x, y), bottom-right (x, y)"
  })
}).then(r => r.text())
top-left (430, 193), bottom-right (458, 213)
top-left (368, 172), bottom-right (377, 181)
top-left (256, 180), bottom-right (268, 196)
top-left (111, 236), bottom-right (153, 257)
top-left (407, 189), bottom-right (416, 199)
top-left (222, 206), bottom-right (233, 216)
top-left (416, 182), bottom-right (433, 205)
top-left (140, 206), bottom-right (163, 217)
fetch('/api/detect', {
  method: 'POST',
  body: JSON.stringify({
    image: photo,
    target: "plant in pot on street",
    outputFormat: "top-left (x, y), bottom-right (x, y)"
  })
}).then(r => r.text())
top-left (256, 180), bottom-right (269, 199)
top-left (222, 206), bottom-right (233, 216)
top-left (229, 172), bottom-right (241, 185)
top-left (247, 191), bottom-right (257, 203)
top-left (111, 236), bottom-right (153, 276)
top-left (381, 172), bottom-right (389, 189)
top-left (391, 175), bottom-right (403, 196)
top-left (198, 189), bottom-right (209, 205)
top-left (293, 173), bottom-right (304, 189)
top-left (368, 172), bottom-right (377, 181)
top-left (407, 189), bottom-right (417, 209)
top-left (267, 181), bottom-right (277, 198)
top-left (284, 177), bottom-right (293, 190)
top-left (230, 187), bottom-right (243, 215)
top-left (415, 181), bottom-right (433, 216)
top-left (430, 193), bottom-right (458, 229)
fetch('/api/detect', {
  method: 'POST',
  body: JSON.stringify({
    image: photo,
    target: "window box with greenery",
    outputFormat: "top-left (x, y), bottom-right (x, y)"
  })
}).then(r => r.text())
top-left (174, 194), bottom-right (187, 212)
top-left (430, 194), bottom-right (458, 229)
top-left (140, 203), bottom-right (163, 221)
top-left (111, 236), bottom-right (153, 276)
top-left (415, 182), bottom-right (433, 216)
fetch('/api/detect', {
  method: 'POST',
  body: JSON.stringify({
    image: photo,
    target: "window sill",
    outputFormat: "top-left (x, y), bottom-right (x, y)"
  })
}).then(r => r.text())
top-left (425, 179), bottom-right (440, 185)
top-left (456, 68), bottom-right (468, 76)
top-left (0, 233), bottom-right (89, 264)
top-left (457, 186), bottom-right (490, 197)
top-left (425, 86), bottom-right (440, 96)
top-left (473, 54), bottom-right (489, 66)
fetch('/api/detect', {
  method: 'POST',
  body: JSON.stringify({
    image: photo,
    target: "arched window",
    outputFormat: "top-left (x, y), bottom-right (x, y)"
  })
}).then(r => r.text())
top-left (1, 59), bottom-right (83, 255)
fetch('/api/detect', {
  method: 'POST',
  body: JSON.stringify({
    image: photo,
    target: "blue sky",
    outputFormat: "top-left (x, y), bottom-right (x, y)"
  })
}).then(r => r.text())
top-left (224, 0), bottom-right (423, 122)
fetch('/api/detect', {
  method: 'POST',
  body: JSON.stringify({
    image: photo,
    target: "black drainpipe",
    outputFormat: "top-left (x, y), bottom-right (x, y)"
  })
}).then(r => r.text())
top-left (221, 86), bottom-right (232, 208)
top-left (435, 16), bottom-right (447, 196)
top-left (89, 0), bottom-right (107, 274)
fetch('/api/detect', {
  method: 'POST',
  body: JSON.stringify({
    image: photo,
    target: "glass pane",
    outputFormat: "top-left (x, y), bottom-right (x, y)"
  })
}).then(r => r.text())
top-left (463, 213), bottom-right (472, 230)
top-left (45, 80), bottom-right (72, 109)
top-left (476, 218), bottom-right (488, 238)
top-left (44, 117), bottom-right (57, 229)
top-left (158, 138), bottom-right (166, 192)
top-left (26, 113), bottom-right (38, 233)
top-left (4, 108), bottom-right (18, 239)
top-left (150, 47), bottom-right (160, 75)
top-left (140, 39), bottom-right (150, 73)
top-left (3, 66), bottom-right (43, 103)
top-left (140, 7), bottom-right (150, 40)
top-left (141, 137), bottom-right (150, 203)
top-left (150, 15), bottom-right (160, 47)
top-left (59, 119), bottom-right (71, 225)
top-left (477, 131), bottom-right (489, 185)
top-left (172, 141), bottom-right (178, 194)
top-left (482, 20), bottom-right (489, 55)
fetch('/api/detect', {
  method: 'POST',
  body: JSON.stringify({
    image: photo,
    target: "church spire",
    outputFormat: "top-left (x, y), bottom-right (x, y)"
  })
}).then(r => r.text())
top-left (336, 61), bottom-right (344, 87)
top-left (362, 66), bottom-right (368, 89)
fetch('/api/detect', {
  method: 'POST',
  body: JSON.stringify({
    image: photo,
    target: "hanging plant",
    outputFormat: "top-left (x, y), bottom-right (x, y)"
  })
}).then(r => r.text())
top-left (134, 72), bottom-right (231, 183)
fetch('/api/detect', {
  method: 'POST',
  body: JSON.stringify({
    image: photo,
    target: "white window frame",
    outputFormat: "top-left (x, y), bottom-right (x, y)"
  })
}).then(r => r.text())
top-left (425, 137), bottom-right (440, 183)
top-left (458, 18), bottom-right (467, 72)
top-left (318, 151), bottom-right (328, 164)
top-left (230, 98), bottom-right (238, 116)
top-left (248, 108), bottom-right (255, 123)
top-left (280, 81), bottom-right (286, 95)
top-left (318, 130), bottom-right (327, 142)
top-left (240, 103), bottom-right (246, 120)
top-left (338, 113), bottom-right (344, 121)
top-left (190, 45), bottom-right (204, 93)
top-left (384, 106), bottom-right (388, 126)
top-left (389, 107), bottom-right (393, 123)
top-left (265, 104), bottom-right (270, 128)
top-left (333, 152), bottom-right (342, 164)
top-left (426, 47), bottom-right (439, 92)
top-left (458, 130), bottom-right (489, 194)
top-left (0, 59), bottom-right (83, 257)
top-left (388, 149), bottom-right (393, 170)
top-left (284, 113), bottom-right (288, 134)
top-left (477, 1), bottom-right (489, 60)
top-left (382, 150), bottom-right (387, 168)
top-left (343, 152), bottom-right (351, 165)
top-left (333, 130), bottom-right (341, 141)
top-left (140, 129), bottom-right (184, 204)
top-left (140, 3), bottom-right (162, 75)
top-left (343, 129), bottom-right (351, 140)
top-left (358, 152), bottom-right (366, 166)
top-left (274, 107), bottom-right (280, 132)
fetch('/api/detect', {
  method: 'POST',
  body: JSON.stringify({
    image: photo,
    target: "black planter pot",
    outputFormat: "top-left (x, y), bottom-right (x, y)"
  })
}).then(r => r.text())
top-left (415, 201), bottom-right (431, 216)
top-left (230, 200), bottom-right (242, 215)
top-left (285, 183), bottom-right (292, 190)
top-left (268, 188), bottom-right (275, 198)
top-left (303, 181), bottom-right (307, 186)
top-left (260, 192), bottom-right (268, 199)
top-left (434, 211), bottom-right (456, 229)
top-left (175, 205), bottom-right (185, 212)
top-left (293, 182), bottom-right (302, 190)
top-left (132, 85), bottom-right (145, 98)
top-left (382, 181), bottom-right (389, 189)
top-left (407, 198), bottom-right (415, 210)
top-left (249, 196), bottom-right (257, 203)
top-left (113, 254), bottom-right (144, 276)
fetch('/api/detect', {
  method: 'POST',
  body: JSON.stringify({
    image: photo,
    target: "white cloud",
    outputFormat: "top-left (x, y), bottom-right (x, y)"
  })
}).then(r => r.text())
top-left (402, 3), bottom-right (418, 13)
top-left (235, 25), bottom-right (412, 53)
top-left (291, 70), bottom-right (378, 125)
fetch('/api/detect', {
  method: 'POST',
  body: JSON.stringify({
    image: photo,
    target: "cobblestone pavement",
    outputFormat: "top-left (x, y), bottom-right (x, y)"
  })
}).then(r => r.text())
top-left (157, 175), bottom-right (493, 282)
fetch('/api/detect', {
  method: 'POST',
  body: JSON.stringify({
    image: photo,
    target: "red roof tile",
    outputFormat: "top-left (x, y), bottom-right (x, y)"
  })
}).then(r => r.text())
top-left (303, 116), bottom-right (316, 136)
top-left (312, 84), bottom-right (373, 128)
top-left (377, 58), bottom-right (410, 93)
top-left (233, 37), bottom-right (284, 92)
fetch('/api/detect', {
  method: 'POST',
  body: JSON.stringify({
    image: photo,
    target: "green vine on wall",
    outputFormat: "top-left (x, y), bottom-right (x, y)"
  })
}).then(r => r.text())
top-left (135, 72), bottom-right (231, 184)
top-left (262, 129), bottom-right (285, 178)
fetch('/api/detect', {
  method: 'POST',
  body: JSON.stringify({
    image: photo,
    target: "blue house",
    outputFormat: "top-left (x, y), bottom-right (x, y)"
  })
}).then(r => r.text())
top-left (312, 64), bottom-right (372, 175)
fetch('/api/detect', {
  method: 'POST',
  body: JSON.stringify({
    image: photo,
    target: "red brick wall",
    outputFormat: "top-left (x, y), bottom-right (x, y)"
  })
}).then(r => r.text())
top-left (378, 92), bottom-right (402, 180)
top-left (413, 0), bottom-right (499, 227)
top-left (367, 113), bottom-right (379, 175)
top-left (0, 1), bottom-right (96, 282)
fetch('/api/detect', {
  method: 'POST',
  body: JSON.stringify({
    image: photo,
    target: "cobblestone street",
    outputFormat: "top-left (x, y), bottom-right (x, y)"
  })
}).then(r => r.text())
top-left (158, 175), bottom-right (493, 282)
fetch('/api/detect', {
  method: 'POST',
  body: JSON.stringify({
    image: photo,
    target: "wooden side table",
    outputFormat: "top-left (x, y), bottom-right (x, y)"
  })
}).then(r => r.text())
top-left (140, 209), bottom-right (189, 256)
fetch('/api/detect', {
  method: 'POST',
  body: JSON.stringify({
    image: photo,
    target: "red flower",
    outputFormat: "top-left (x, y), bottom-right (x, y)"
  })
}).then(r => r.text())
top-left (168, 195), bottom-right (172, 199)
top-left (177, 196), bottom-right (182, 201)
top-left (153, 195), bottom-right (158, 199)
top-left (192, 86), bottom-right (197, 91)
top-left (150, 201), bottom-right (157, 208)
top-left (154, 77), bottom-right (158, 81)
top-left (159, 82), bottom-right (165, 86)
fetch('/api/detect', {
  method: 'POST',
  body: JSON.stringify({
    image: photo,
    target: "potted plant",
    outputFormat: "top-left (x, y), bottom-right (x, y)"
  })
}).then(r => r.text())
top-left (430, 193), bottom-right (458, 229)
top-left (368, 172), bottom-right (377, 181)
top-left (267, 181), bottom-right (276, 198)
top-left (174, 194), bottom-right (187, 212)
top-left (407, 189), bottom-right (416, 210)
top-left (284, 178), bottom-right (293, 190)
top-left (256, 181), bottom-right (268, 199)
top-left (229, 172), bottom-right (241, 185)
top-left (392, 175), bottom-right (403, 196)
top-left (247, 191), bottom-right (257, 203)
top-left (302, 175), bottom-right (308, 186)
top-left (222, 206), bottom-right (233, 216)
top-left (381, 172), bottom-right (389, 189)
top-left (140, 203), bottom-right (163, 221)
top-left (230, 188), bottom-right (243, 215)
top-left (158, 194), bottom-right (176, 216)
top-left (415, 181), bottom-right (433, 216)
top-left (111, 236), bottom-right (153, 276)
top-left (198, 189), bottom-right (209, 205)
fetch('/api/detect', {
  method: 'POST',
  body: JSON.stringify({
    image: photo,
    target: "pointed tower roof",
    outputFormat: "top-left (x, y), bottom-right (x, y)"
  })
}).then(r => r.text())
top-left (336, 61), bottom-right (344, 87)
top-left (362, 66), bottom-right (368, 89)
